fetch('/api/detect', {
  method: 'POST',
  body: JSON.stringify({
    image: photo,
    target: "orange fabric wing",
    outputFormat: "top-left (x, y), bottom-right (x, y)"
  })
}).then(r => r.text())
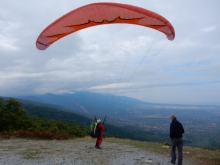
top-left (36, 2), bottom-right (175, 50)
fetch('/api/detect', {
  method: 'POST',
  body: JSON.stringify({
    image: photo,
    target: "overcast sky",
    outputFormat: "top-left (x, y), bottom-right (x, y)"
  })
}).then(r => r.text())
top-left (1, 0), bottom-right (220, 105)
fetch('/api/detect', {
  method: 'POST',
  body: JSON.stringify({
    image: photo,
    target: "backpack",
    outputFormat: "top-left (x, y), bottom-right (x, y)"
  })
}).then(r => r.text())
top-left (90, 122), bottom-right (101, 138)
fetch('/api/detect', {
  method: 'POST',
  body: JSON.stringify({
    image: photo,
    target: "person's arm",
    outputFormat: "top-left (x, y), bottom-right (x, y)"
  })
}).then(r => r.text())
top-left (100, 124), bottom-right (106, 132)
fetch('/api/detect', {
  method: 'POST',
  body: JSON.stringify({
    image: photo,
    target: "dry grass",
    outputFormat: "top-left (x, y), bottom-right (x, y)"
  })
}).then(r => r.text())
top-left (0, 131), bottom-right (70, 140)
top-left (22, 149), bottom-right (43, 159)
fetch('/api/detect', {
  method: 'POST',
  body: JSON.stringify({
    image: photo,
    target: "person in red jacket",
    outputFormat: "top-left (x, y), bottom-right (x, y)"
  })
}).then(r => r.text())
top-left (95, 119), bottom-right (106, 149)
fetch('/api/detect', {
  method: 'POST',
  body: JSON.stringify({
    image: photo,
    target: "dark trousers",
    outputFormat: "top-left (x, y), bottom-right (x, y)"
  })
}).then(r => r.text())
top-left (171, 138), bottom-right (183, 165)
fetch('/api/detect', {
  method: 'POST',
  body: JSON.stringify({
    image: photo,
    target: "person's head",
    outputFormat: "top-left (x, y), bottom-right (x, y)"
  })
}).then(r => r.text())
top-left (170, 115), bottom-right (177, 121)
top-left (97, 119), bottom-right (101, 123)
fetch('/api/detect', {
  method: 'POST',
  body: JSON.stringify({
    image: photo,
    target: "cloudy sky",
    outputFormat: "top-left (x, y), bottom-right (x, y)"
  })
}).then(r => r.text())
top-left (1, 0), bottom-right (220, 105)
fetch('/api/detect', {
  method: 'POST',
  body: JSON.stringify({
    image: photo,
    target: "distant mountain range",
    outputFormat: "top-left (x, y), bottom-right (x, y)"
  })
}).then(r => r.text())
top-left (1, 92), bottom-right (220, 148)
top-left (16, 92), bottom-right (147, 118)
top-left (15, 91), bottom-right (220, 120)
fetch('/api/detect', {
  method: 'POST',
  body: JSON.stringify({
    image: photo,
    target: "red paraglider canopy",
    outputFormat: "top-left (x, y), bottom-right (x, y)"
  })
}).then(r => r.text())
top-left (36, 2), bottom-right (175, 50)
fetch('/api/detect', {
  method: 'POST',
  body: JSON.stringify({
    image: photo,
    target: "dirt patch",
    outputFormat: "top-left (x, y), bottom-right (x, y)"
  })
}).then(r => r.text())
top-left (0, 137), bottom-right (216, 165)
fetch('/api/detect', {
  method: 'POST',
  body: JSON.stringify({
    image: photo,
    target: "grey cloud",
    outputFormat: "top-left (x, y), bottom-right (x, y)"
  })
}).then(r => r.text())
top-left (0, 0), bottom-right (220, 105)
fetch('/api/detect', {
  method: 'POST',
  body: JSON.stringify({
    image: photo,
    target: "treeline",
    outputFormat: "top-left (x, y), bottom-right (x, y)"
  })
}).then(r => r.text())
top-left (0, 98), bottom-right (89, 139)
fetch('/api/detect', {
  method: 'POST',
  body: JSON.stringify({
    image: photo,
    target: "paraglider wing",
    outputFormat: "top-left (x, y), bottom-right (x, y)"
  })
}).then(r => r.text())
top-left (36, 2), bottom-right (175, 50)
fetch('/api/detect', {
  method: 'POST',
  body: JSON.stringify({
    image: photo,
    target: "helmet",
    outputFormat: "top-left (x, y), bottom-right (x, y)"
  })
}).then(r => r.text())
top-left (97, 119), bottom-right (101, 123)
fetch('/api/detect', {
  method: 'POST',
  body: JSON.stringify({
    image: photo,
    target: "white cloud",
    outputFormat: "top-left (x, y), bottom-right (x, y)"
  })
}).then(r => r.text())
top-left (202, 26), bottom-right (217, 33)
top-left (0, 39), bottom-right (18, 50)
top-left (52, 90), bottom-right (75, 95)
top-left (88, 82), bottom-right (132, 90)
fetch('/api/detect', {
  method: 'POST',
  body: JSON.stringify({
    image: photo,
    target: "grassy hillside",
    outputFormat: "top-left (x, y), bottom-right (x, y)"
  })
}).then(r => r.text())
top-left (0, 97), bottom-right (88, 139)
top-left (1, 97), bottom-right (169, 143)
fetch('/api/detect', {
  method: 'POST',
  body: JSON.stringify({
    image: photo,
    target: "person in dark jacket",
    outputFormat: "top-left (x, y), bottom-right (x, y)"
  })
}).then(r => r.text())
top-left (95, 119), bottom-right (106, 149)
top-left (170, 115), bottom-right (185, 165)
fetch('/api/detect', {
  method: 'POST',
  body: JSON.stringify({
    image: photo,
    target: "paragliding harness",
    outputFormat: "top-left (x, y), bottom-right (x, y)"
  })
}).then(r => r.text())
top-left (90, 115), bottom-right (106, 138)
top-left (90, 122), bottom-right (100, 138)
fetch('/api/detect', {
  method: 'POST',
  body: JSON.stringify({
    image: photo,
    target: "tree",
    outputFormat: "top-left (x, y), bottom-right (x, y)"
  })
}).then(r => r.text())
top-left (0, 98), bottom-right (27, 131)
top-left (5, 98), bottom-right (22, 111)
top-left (0, 98), bottom-right (3, 109)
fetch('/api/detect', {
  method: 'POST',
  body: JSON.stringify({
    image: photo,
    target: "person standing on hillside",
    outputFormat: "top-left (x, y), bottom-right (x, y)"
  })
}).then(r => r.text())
top-left (170, 115), bottom-right (185, 165)
top-left (95, 119), bottom-right (106, 149)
